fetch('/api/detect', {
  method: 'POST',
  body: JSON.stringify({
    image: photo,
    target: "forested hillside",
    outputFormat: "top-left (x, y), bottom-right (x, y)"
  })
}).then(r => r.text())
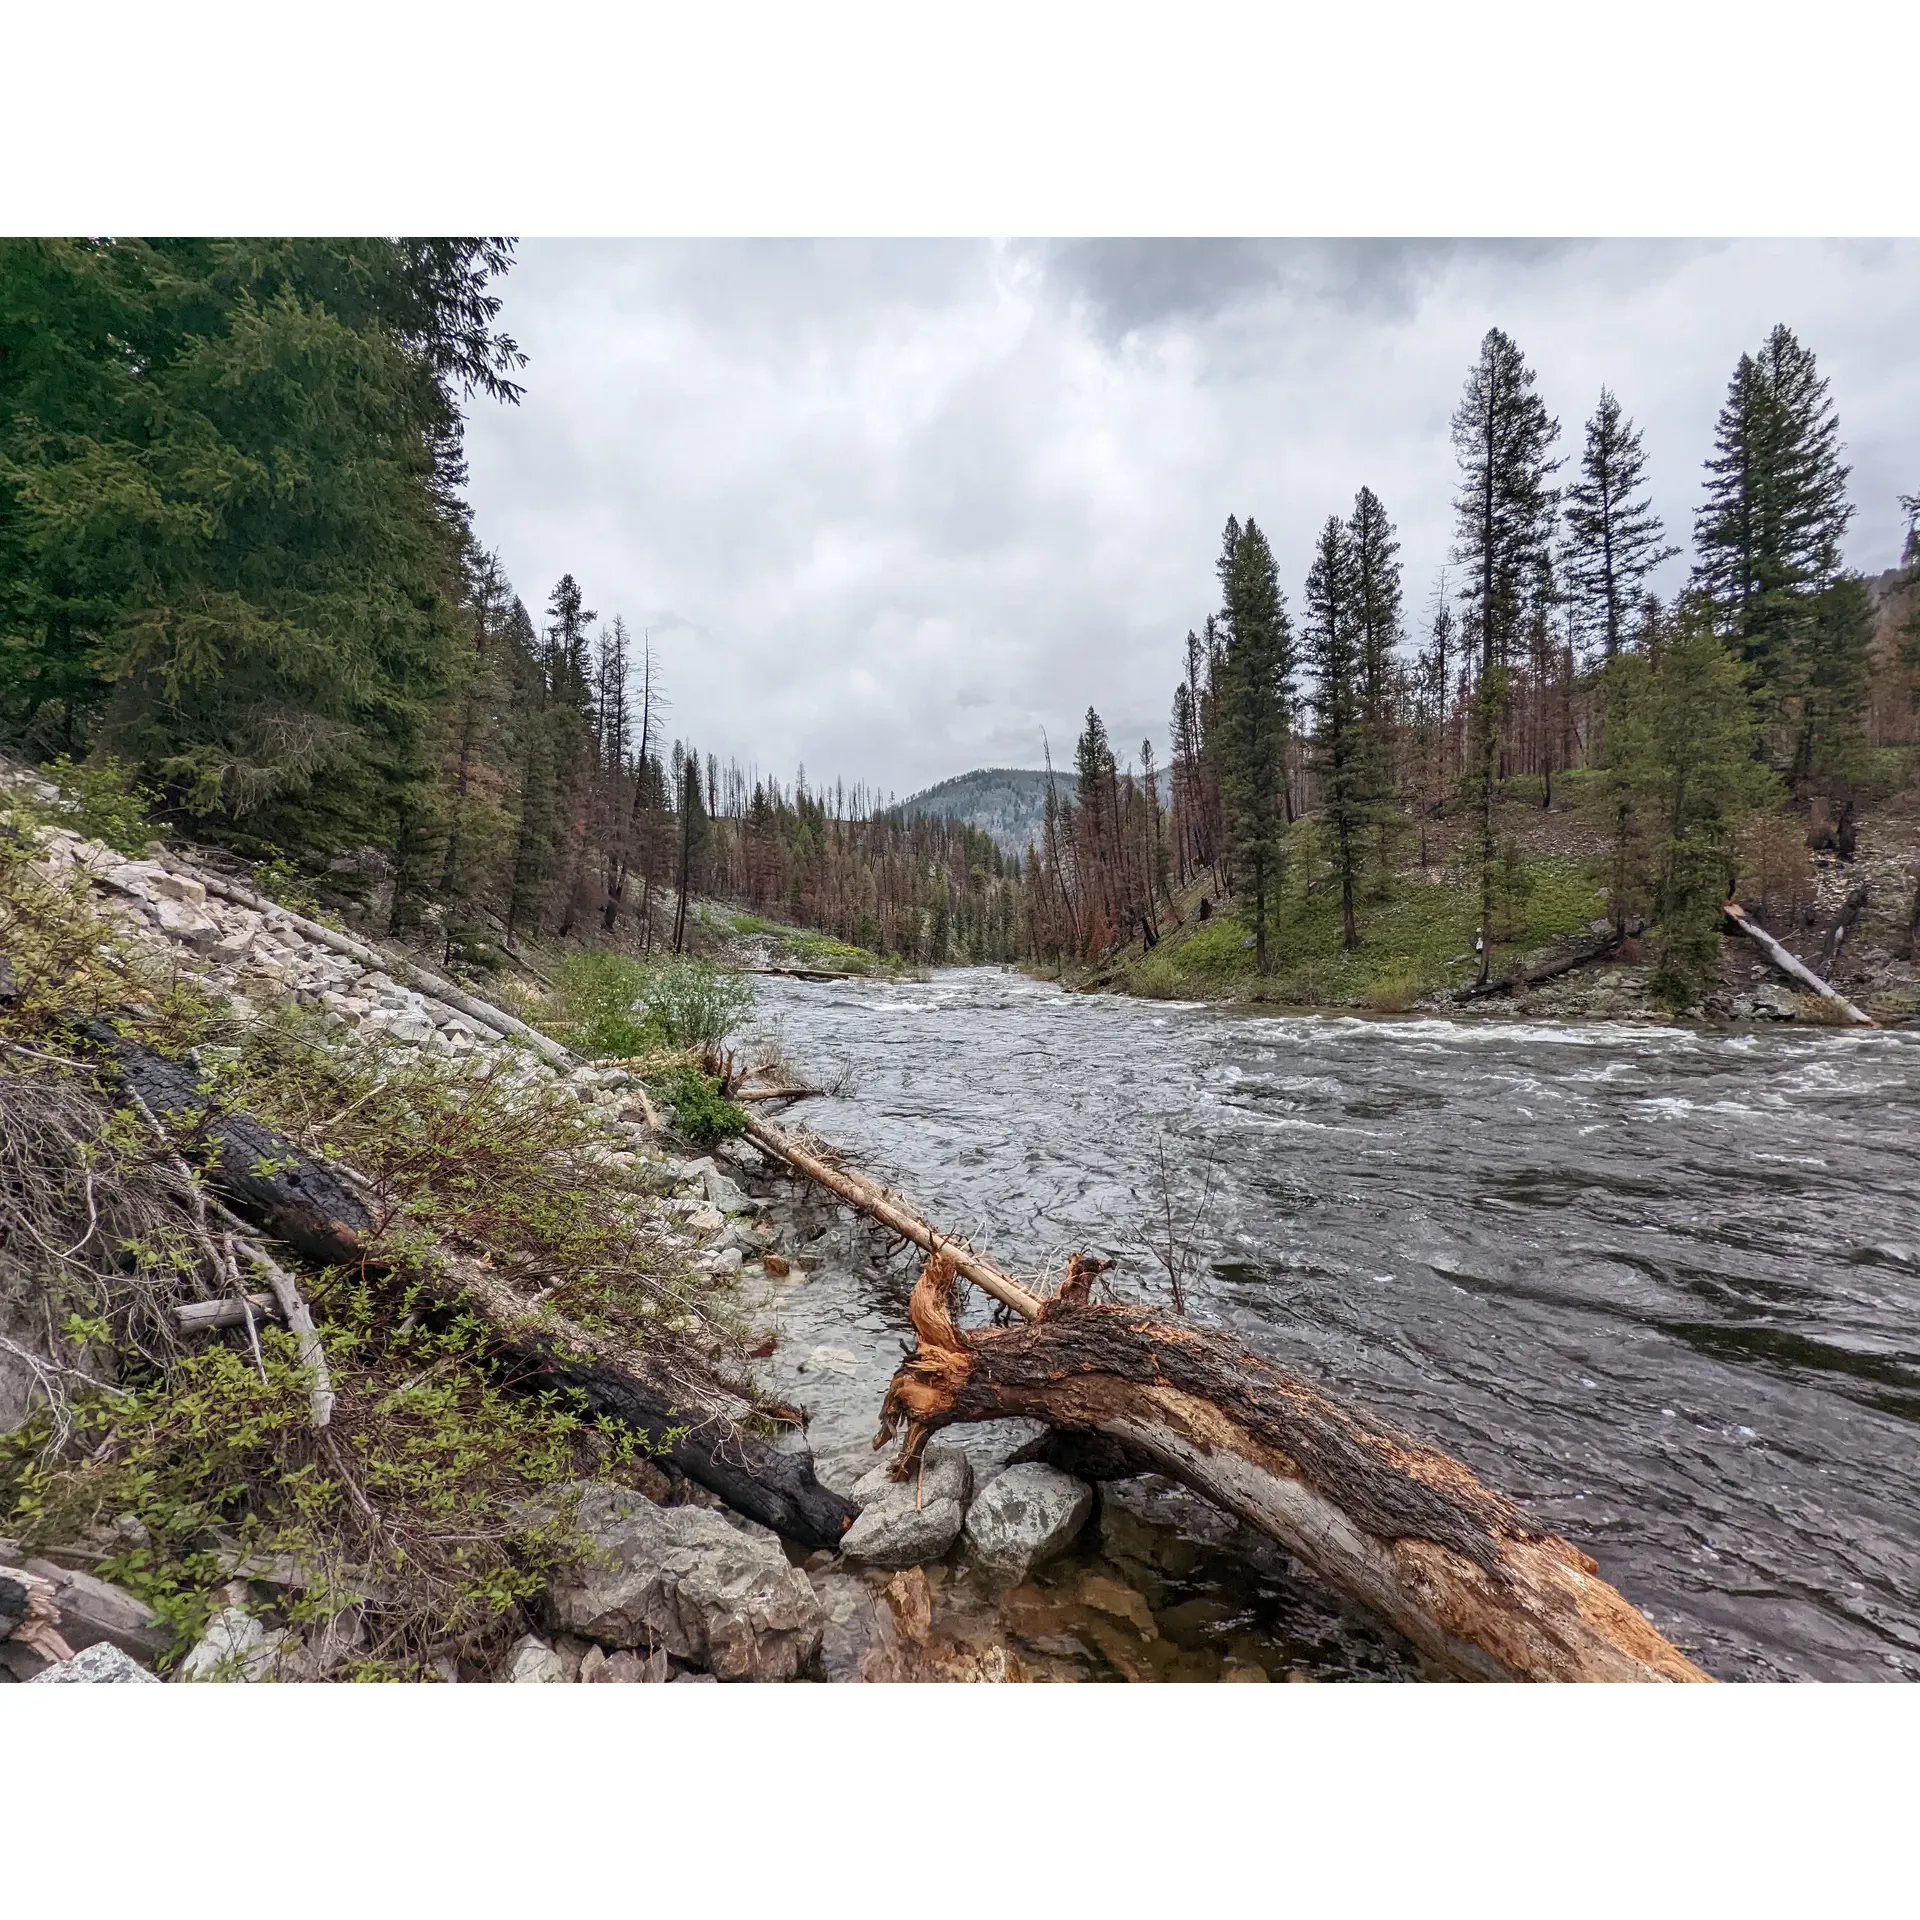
top-left (1027, 325), bottom-right (1920, 1014)
top-left (0, 239), bottom-right (1023, 968)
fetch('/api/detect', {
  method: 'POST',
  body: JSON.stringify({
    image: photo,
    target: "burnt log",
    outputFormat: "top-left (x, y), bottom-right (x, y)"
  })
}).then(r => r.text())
top-left (876, 1250), bottom-right (1709, 1683)
top-left (87, 1032), bottom-right (856, 1549)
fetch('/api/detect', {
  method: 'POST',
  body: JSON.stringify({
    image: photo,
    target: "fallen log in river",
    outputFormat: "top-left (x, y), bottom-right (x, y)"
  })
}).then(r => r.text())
top-left (749, 1110), bottom-right (1707, 1681)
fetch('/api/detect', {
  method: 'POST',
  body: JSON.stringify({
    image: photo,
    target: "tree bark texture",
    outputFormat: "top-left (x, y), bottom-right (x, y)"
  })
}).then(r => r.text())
top-left (876, 1251), bottom-right (1709, 1684)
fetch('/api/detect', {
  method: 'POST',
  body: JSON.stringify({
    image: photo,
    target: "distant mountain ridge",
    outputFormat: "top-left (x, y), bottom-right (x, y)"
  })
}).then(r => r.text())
top-left (898, 764), bottom-right (1170, 855)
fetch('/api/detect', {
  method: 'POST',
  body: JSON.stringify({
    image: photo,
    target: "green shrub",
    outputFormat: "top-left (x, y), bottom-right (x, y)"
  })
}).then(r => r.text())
top-left (33, 755), bottom-right (160, 854)
top-left (1365, 957), bottom-right (1422, 1013)
top-left (638, 957), bottom-right (756, 1051)
top-left (655, 1066), bottom-right (748, 1145)
top-left (555, 952), bottom-right (656, 1058)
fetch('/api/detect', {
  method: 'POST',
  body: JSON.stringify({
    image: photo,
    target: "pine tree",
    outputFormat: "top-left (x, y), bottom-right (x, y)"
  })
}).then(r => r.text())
top-left (1693, 325), bottom-right (1853, 746)
top-left (1451, 328), bottom-right (1561, 981)
top-left (1563, 388), bottom-right (1677, 661)
top-left (1213, 515), bottom-right (1294, 973)
top-left (1346, 485), bottom-right (1403, 879)
top-left (1305, 514), bottom-right (1364, 948)
top-left (1599, 607), bottom-right (1774, 1007)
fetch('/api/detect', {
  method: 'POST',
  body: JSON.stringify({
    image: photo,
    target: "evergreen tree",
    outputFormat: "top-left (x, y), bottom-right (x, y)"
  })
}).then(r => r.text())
top-left (1450, 328), bottom-right (1560, 981)
top-left (1305, 514), bottom-right (1364, 948)
top-left (1563, 388), bottom-right (1676, 661)
top-left (1346, 485), bottom-right (1403, 877)
top-left (0, 238), bottom-right (521, 856)
top-left (1598, 607), bottom-right (1774, 1007)
top-left (1213, 515), bottom-right (1294, 973)
top-left (1692, 325), bottom-right (1853, 748)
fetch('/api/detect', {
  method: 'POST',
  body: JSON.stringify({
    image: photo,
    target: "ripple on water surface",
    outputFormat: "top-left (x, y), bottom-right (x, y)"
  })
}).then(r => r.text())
top-left (753, 967), bottom-right (1920, 1681)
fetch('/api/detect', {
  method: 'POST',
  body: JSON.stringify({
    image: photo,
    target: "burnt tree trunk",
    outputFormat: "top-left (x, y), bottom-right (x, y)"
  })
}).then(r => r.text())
top-left (91, 1033), bottom-right (856, 1549)
top-left (877, 1251), bottom-right (1708, 1684)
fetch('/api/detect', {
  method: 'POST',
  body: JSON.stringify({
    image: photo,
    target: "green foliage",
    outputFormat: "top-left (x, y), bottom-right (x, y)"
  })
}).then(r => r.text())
top-left (1212, 515), bottom-right (1295, 971)
top-left (655, 1066), bottom-right (749, 1145)
top-left (1599, 612), bottom-right (1777, 1009)
top-left (637, 956), bottom-right (757, 1051)
top-left (0, 1287), bottom-right (636, 1678)
top-left (0, 236), bottom-right (519, 859)
top-left (553, 950), bottom-right (657, 1058)
top-left (30, 754), bottom-right (160, 853)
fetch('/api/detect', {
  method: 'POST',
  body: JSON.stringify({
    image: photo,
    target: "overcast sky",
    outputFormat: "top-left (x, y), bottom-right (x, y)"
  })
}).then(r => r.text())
top-left (463, 239), bottom-right (1920, 800)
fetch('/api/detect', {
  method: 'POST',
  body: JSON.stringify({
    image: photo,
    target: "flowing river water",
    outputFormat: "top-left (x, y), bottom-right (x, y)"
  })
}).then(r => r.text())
top-left (747, 967), bottom-right (1920, 1683)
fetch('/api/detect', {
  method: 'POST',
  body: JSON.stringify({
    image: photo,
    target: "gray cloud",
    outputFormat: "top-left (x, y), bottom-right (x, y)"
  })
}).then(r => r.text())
top-left (463, 239), bottom-right (1920, 798)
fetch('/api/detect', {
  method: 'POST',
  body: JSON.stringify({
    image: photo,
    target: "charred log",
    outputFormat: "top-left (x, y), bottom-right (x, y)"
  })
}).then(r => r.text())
top-left (85, 1031), bottom-right (856, 1549)
top-left (876, 1250), bottom-right (1708, 1683)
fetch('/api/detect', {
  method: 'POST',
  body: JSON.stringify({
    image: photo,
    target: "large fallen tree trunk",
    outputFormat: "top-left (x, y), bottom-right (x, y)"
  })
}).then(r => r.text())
top-left (744, 1113), bottom-right (1043, 1319)
top-left (91, 1033), bottom-right (855, 1548)
top-left (1453, 929), bottom-right (1620, 1003)
top-left (876, 1249), bottom-right (1709, 1683)
top-left (1723, 900), bottom-right (1874, 1025)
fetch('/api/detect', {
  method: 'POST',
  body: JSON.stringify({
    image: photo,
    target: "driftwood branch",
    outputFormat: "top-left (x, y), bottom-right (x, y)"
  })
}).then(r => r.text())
top-left (1724, 900), bottom-right (1874, 1025)
top-left (175, 1292), bottom-right (280, 1333)
top-left (875, 1249), bottom-right (1708, 1683)
top-left (745, 1114), bottom-right (1044, 1320)
top-left (734, 1084), bottom-right (822, 1105)
top-left (0, 1566), bottom-right (76, 1665)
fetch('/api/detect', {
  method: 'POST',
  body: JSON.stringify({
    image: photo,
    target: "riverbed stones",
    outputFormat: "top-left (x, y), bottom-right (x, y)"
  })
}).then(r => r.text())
top-left (933, 1417), bottom-right (1048, 1489)
top-left (702, 1167), bottom-right (754, 1215)
top-left (840, 1452), bottom-right (971, 1570)
top-left (28, 1642), bottom-right (160, 1684)
top-left (541, 1480), bottom-right (823, 1681)
top-left (962, 1463), bottom-right (1093, 1581)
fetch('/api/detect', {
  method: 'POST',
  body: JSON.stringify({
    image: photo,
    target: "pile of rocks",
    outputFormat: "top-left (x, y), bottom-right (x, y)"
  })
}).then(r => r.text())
top-left (835, 1418), bottom-right (1093, 1585)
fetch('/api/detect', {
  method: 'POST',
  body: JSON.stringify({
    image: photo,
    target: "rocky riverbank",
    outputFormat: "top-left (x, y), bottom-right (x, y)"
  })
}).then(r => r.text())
top-left (4, 768), bottom-right (1406, 1684)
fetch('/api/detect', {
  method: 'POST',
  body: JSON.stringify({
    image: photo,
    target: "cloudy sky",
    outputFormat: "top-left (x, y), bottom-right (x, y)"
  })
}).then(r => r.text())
top-left (463, 239), bottom-right (1920, 800)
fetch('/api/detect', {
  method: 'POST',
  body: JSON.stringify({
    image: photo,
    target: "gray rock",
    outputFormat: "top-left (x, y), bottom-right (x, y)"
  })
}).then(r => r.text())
top-left (29, 1642), bottom-right (159, 1684)
top-left (505, 1633), bottom-right (569, 1683)
top-left (22, 1558), bottom-right (170, 1664)
top-left (542, 1481), bottom-right (823, 1681)
top-left (153, 897), bottom-right (222, 948)
top-left (178, 1605), bottom-right (299, 1682)
top-left (702, 1168), bottom-right (754, 1216)
top-left (962, 1463), bottom-right (1092, 1581)
top-left (840, 1452), bottom-right (971, 1570)
top-left (933, 1418), bottom-right (1048, 1488)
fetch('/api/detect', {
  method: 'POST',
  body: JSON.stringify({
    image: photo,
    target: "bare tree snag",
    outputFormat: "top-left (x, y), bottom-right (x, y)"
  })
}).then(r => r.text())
top-left (1724, 901), bottom-right (1874, 1025)
top-left (877, 1251), bottom-right (1709, 1684)
top-left (745, 1114), bottom-right (1044, 1320)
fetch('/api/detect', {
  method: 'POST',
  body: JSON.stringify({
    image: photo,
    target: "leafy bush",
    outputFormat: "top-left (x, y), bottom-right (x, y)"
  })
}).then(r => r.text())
top-left (638, 957), bottom-right (756, 1050)
top-left (655, 1066), bottom-right (748, 1145)
top-left (554, 951), bottom-right (656, 1058)
top-left (32, 755), bottom-right (159, 854)
top-left (1365, 958), bottom-right (1422, 1013)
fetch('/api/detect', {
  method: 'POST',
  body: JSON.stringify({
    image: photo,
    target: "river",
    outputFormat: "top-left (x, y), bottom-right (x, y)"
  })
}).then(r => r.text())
top-left (746, 966), bottom-right (1920, 1682)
